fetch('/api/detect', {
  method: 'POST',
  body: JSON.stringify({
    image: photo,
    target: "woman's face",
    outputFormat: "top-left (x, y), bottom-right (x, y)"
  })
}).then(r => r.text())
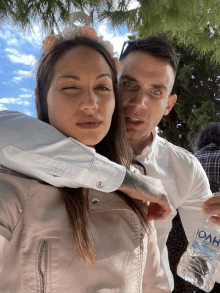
top-left (47, 46), bottom-right (115, 147)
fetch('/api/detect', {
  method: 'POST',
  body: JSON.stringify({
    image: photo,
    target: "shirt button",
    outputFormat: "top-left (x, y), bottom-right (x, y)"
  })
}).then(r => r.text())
top-left (92, 198), bottom-right (100, 206)
top-left (96, 181), bottom-right (103, 188)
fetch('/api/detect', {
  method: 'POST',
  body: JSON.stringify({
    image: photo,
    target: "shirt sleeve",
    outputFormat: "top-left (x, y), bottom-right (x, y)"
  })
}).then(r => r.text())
top-left (0, 167), bottom-right (31, 274)
top-left (178, 157), bottom-right (220, 284)
top-left (178, 157), bottom-right (211, 242)
top-left (0, 110), bottom-right (126, 192)
top-left (142, 224), bottom-right (171, 293)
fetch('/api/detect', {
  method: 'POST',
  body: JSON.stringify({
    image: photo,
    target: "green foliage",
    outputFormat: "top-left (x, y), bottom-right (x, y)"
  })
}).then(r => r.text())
top-left (99, 0), bottom-right (220, 63)
top-left (158, 39), bottom-right (220, 151)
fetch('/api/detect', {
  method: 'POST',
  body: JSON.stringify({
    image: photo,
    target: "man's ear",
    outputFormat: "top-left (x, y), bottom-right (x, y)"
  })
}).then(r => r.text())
top-left (164, 94), bottom-right (177, 116)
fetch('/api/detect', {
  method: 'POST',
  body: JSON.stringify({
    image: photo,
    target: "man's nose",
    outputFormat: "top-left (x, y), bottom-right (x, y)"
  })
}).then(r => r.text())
top-left (127, 91), bottom-right (148, 108)
top-left (79, 90), bottom-right (98, 112)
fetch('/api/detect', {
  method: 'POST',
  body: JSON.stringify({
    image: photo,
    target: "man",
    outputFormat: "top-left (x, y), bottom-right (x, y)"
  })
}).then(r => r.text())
top-left (0, 37), bottom-right (219, 291)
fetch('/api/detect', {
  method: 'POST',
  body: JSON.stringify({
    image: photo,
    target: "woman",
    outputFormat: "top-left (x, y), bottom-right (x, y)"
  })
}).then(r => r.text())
top-left (0, 26), bottom-right (170, 292)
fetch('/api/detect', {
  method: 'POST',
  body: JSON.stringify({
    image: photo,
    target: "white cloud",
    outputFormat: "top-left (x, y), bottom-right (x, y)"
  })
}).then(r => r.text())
top-left (13, 76), bottom-right (23, 82)
top-left (0, 26), bottom-right (43, 48)
top-left (12, 70), bottom-right (33, 83)
top-left (127, 0), bottom-right (140, 10)
top-left (7, 38), bottom-right (18, 46)
top-left (2, 81), bottom-right (14, 86)
top-left (15, 70), bottom-right (31, 76)
top-left (0, 104), bottom-right (8, 111)
top-left (20, 88), bottom-right (32, 92)
top-left (0, 97), bottom-right (31, 106)
top-left (98, 23), bottom-right (129, 56)
top-left (4, 48), bottom-right (37, 66)
top-left (19, 94), bottom-right (33, 98)
top-left (23, 110), bottom-right (32, 116)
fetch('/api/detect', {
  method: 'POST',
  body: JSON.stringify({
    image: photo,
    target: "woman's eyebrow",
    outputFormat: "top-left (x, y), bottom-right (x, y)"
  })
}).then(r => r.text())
top-left (57, 73), bottom-right (112, 81)
top-left (96, 73), bottom-right (112, 80)
top-left (58, 75), bottom-right (80, 80)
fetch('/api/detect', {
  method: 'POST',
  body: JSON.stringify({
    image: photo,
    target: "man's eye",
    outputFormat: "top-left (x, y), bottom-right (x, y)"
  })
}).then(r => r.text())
top-left (151, 89), bottom-right (161, 95)
top-left (124, 81), bottom-right (135, 88)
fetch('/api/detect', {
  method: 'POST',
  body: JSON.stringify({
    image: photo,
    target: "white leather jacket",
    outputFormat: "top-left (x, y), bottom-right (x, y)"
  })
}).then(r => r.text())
top-left (0, 165), bottom-right (170, 293)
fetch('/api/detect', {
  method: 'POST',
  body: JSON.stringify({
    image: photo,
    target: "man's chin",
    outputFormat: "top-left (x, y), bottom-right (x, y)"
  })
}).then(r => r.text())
top-left (126, 128), bottom-right (140, 138)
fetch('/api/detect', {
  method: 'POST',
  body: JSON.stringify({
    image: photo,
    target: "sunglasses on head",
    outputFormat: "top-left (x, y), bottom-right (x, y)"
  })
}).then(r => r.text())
top-left (119, 39), bottom-right (139, 59)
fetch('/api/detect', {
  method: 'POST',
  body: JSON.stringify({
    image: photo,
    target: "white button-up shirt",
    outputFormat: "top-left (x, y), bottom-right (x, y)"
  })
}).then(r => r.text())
top-left (0, 110), bottom-right (214, 290)
top-left (133, 127), bottom-right (212, 289)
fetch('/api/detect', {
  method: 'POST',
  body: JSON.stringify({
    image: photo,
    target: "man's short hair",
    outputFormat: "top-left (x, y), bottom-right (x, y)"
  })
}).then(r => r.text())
top-left (119, 36), bottom-right (180, 75)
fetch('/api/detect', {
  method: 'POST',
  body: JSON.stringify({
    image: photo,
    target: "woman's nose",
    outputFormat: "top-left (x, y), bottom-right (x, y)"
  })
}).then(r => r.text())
top-left (79, 90), bottom-right (98, 112)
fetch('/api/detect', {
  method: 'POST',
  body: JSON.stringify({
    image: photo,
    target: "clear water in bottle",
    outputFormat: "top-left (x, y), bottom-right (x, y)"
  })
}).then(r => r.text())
top-left (177, 200), bottom-right (220, 292)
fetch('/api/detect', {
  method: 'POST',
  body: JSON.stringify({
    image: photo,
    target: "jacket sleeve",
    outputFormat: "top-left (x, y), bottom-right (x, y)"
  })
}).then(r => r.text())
top-left (0, 167), bottom-right (31, 274)
top-left (142, 224), bottom-right (171, 293)
top-left (0, 110), bottom-right (126, 192)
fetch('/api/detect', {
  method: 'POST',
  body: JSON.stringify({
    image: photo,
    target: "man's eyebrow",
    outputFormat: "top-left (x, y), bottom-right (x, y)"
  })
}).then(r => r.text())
top-left (152, 83), bottom-right (167, 90)
top-left (57, 73), bottom-right (112, 81)
top-left (120, 74), bottom-right (138, 82)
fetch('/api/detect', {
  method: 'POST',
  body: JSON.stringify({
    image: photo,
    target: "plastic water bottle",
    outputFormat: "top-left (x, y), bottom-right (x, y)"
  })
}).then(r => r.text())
top-left (177, 192), bottom-right (220, 292)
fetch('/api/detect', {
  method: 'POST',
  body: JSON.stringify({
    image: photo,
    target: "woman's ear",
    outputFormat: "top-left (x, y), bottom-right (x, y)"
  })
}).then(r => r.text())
top-left (164, 94), bottom-right (177, 115)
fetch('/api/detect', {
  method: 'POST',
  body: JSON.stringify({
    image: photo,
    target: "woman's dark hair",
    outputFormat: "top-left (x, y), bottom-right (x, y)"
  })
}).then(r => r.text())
top-left (35, 37), bottom-right (150, 266)
top-left (119, 36), bottom-right (180, 76)
top-left (192, 122), bottom-right (220, 153)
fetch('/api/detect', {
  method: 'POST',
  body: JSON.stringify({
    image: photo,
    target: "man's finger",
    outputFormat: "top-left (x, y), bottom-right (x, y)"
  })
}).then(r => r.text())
top-left (203, 204), bottom-right (220, 216)
top-left (203, 195), bottom-right (220, 207)
top-left (210, 216), bottom-right (220, 226)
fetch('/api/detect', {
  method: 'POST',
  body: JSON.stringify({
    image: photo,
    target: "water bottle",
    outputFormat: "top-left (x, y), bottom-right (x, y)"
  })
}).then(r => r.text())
top-left (177, 192), bottom-right (220, 292)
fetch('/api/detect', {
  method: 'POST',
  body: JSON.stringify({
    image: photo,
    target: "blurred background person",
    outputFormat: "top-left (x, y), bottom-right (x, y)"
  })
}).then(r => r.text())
top-left (193, 122), bottom-right (220, 193)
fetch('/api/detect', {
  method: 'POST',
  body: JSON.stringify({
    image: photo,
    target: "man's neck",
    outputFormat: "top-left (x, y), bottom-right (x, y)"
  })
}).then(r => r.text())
top-left (130, 133), bottom-right (153, 156)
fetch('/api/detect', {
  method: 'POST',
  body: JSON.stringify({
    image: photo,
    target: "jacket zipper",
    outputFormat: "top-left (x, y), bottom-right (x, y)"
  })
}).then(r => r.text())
top-left (38, 240), bottom-right (48, 293)
top-left (140, 233), bottom-right (144, 275)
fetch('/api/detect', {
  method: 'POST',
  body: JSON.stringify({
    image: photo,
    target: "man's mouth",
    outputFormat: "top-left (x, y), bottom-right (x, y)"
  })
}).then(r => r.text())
top-left (126, 116), bottom-right (143, 123)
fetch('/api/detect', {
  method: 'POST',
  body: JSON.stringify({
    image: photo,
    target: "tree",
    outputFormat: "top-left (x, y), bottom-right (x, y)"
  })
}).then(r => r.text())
top-left (99, 0), bottom-right (220, 63)
top-left (0, 0), bottom-right (101, 32)
top-left (158, 38), bottom-right (220, 152)
top-left (1, 1), bottom-right (220, 62)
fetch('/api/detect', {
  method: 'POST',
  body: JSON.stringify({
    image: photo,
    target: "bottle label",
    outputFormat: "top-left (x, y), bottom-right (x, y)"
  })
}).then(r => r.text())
top-left (196, 229), bottom-right (220, 248)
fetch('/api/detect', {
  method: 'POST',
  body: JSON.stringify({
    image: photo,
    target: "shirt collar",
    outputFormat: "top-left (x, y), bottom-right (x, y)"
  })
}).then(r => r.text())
top-left (134, 127), bottom-right (158, 159)
top-left (196, 143), bottom-right (220, 153)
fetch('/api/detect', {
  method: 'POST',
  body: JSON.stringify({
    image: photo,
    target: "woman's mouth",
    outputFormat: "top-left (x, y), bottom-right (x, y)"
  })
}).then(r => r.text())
top-left (76, 122), bottom-right (102, 129)
top-left (76, 116), bottom-right (102, 129)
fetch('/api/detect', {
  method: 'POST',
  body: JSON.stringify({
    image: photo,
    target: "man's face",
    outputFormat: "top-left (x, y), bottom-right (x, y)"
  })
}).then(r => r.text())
top-left (118, 51), bottom-right (177, 143)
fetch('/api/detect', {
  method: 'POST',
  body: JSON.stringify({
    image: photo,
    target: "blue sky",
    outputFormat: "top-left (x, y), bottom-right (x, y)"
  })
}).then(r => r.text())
top-left (0, 19), bottom-right (133, 118)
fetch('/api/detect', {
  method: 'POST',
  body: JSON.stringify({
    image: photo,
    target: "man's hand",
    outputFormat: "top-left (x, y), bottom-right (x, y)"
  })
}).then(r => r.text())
top-left (202, 194), bottom-right (220, 226)
top-left (118, 170), bottom-right (172, 221)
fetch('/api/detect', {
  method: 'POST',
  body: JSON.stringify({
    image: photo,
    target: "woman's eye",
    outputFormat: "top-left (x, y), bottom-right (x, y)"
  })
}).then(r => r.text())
top-left (62, 86), bottom-right (78, 90)
top-left (151, 89), bottom-right (161, 95)
top-left (96, 85), bottom-right (111, 91)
